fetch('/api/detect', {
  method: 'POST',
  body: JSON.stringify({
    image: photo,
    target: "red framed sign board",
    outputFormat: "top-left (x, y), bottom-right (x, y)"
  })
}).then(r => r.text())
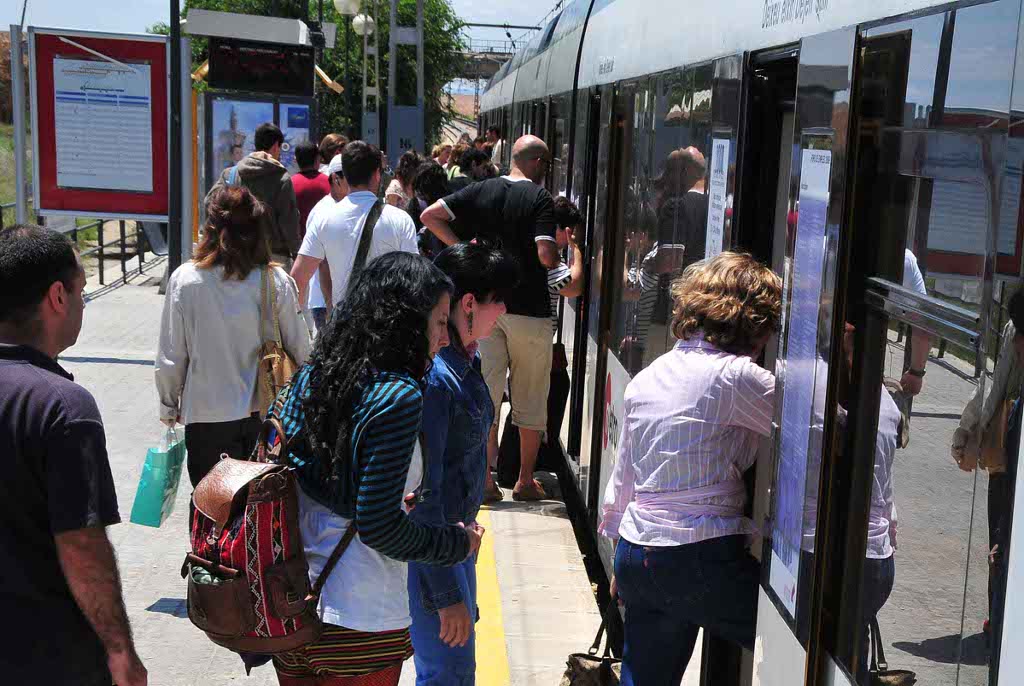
top-left (30, 28), bottom-right (169, 220)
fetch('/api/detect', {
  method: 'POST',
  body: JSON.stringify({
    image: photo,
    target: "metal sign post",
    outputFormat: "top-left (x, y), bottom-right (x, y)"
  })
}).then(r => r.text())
top-left (386, 0), bottom-right (424, 165)
top-left (11, 25), bottom-right (29, 224)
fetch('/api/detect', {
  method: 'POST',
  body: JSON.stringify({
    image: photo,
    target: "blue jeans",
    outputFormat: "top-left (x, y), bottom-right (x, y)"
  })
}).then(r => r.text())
top-left (408, 556), bottom-right (478, 685)
top-left (614, 536), bottom-right (759, 686)
top-left (311, 307), bottom-right (328, 330)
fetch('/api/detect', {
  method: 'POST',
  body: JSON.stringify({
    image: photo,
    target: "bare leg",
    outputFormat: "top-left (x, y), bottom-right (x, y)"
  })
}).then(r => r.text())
top-left (516, 428), bottom-right (542, 492)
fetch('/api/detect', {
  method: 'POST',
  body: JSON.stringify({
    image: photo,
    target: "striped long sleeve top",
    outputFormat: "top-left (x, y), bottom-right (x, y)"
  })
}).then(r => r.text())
top-left (280, 366), bottom-right (470, 566)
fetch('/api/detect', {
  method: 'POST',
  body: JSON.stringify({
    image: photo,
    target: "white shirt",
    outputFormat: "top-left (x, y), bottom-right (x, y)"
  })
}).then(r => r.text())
top-left (547, 262), bottom-right (572, 331)
top-left (903, 249), bottom-right (927, 294)
top-left (599, 335), bottom-right (775, 546)
top-left (300, 441), bottom-right (424, 631)
top-left (491, 139), bottom-right (504, 163)
top-left (156, 263), bottom-right (312, 424)
top-left (298, 190), bottom-right (419, 306)
top-left (305, 193), bottom-right (337, 310)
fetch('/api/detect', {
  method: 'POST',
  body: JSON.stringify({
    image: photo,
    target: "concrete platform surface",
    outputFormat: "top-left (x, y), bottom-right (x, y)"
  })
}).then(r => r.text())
top-left (62, 266), bottom-right (602, 686)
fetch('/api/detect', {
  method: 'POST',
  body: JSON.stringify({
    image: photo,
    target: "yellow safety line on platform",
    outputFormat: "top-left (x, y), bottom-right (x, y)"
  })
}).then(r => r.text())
top-left (475, 509), bottom-right (511, 686)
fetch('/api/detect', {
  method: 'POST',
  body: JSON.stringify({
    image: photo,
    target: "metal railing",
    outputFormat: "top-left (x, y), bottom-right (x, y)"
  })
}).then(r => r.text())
top-left (58, 219), bottom-right (150, 287)
top-left (0, 201), bottom-right (14, 231)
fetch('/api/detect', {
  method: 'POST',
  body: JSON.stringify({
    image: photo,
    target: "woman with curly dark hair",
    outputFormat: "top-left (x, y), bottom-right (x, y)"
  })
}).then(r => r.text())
top-left (385, 150), bottom-right (424, 208)
top-left (598, 252), bottom-right (782, 685)
top-left (270, 252), bottom-right (484, 686)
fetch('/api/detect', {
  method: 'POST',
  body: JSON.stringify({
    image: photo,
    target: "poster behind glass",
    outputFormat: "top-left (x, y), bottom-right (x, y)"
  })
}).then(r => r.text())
top-left (768, 143), bottom-right (833, 618)
top-left (278, 103), bottom-right (311, 174)
top-left (211, 98), bottom-right (275, 176)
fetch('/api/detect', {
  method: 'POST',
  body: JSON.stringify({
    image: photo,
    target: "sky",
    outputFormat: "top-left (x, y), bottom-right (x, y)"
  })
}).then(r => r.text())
top-left (1, 0), bottom-right (554, 44)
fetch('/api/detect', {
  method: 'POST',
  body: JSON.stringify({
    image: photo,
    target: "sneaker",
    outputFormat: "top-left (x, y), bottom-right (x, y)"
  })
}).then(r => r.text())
top-left (512, 480), bottom-right (547, 502)
top-left (483, 482), bottom-right (504, 504)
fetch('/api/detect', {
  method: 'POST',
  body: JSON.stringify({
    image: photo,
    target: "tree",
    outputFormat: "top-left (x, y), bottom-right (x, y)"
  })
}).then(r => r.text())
top-left (162, 0), bottom-right (465, 147)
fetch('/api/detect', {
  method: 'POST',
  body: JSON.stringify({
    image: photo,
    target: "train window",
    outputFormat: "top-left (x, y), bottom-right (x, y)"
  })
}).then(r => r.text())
top-left (608, 66), bottom-right (719, 377)
top-left (551, 0), bottom-right (589, 44)
top-left (833, 1), bottom-right (1021, 683)
top-left (549, 93), bottom-right (571, 198)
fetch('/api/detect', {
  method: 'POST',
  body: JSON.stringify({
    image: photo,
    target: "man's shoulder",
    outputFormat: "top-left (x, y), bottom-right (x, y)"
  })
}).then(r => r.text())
top-left (379, 204), bottom-right (415, 232)
top-left (4, 360), bottom-right (102, 426)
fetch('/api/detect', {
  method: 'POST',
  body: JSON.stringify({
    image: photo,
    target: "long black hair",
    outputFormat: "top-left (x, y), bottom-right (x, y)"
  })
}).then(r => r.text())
top-left (433, 242), bottom-right (519, 349)
top-left (302, 252), bottom-right (453, 475)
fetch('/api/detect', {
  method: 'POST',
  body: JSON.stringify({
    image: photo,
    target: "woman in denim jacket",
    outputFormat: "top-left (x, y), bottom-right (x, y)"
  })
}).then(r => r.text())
top-left (408, 242), bottom-right (519, 685)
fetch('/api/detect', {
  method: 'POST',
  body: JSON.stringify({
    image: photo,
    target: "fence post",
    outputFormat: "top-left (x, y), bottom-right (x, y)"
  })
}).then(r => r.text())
top-left (120, 220), bottom-right (128, 284)
top-left (137, 222), bottom-right (145, 272)
top-left (98, 221), bottom-right (105, 286)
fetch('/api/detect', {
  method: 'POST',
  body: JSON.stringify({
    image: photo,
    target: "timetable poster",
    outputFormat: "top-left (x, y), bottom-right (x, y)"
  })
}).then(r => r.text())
top-left (705, 137), bottom-right (730, 259)
top-left (53, 58), bottom-right (153, 192)
top-left (769, 147), bottom-right (832, 617)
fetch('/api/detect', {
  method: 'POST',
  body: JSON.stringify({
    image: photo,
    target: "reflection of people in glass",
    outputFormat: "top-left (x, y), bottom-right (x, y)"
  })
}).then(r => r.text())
top-left (953, 289), bottom-right (1024, 640)
top-left (989, 291), bottom-right (1024, 682)
top-left (796, 324), bottom-right (901, 681)
top-left (625, 147), bottom-right (710, 372)
top-left (899, 249), bottom-right (930, 395)
top-left (599, 253), bottom-right (782, 686)
top-left (229, 143), bottom-right (244, 165)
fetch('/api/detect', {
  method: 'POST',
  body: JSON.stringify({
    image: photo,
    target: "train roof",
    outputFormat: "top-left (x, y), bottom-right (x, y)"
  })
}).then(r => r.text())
top-left (482, 0), bottom-right (967, 108)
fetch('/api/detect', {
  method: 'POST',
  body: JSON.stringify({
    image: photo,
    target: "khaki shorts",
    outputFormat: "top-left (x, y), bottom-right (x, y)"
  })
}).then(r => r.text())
top-left (478, 313), bottom-right (553, 432)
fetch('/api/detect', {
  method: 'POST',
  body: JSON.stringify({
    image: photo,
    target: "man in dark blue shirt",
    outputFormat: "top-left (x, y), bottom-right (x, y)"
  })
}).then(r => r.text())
top-left (0, 225), bottom-right (146, 686)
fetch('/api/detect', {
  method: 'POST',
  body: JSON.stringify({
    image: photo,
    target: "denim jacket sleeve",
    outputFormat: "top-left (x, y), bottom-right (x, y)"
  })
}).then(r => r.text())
top-left (411, 379), bottom-right (465, 609)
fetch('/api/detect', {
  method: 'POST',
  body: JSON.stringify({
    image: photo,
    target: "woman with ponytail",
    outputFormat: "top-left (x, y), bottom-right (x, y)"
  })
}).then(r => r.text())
top-left (155, 185), bottom-right (311, 487)
top-left (269, 251), bottom-right (484, 686)
top-left (406, 242), bottom-right (518, 685)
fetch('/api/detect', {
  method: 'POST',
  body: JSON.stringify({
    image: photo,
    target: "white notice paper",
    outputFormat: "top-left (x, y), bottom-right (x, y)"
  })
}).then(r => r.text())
top-left (769, 147), bottom-right (833, 617)
top-left (53, 58), bottom-right (153, 192)
top-left (705, 137), bottom-right (730, 258)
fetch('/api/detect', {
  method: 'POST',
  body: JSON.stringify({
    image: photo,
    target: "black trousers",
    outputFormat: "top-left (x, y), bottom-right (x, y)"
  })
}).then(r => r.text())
top-left (184, 414), bottom-right (262, 487)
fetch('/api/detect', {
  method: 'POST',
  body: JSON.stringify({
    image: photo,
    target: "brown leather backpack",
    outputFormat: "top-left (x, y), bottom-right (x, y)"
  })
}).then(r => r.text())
top-left (183, 415), bottom-right (356, 654)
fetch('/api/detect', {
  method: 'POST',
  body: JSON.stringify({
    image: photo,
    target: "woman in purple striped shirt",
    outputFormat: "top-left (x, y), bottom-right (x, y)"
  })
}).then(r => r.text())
top-left (600, 252), bottom-right (782, 686)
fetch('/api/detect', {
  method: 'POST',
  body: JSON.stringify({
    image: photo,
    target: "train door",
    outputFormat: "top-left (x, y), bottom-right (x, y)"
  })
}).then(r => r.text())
top-left (563, 89), bottom-right (601, 468)
top-left (578, 83), bottom-right (633, 534)
top-left (755, 2), bottom-right (1024, 685)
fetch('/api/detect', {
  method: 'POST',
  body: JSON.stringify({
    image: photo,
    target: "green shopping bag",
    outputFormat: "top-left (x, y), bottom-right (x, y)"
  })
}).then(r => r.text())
top-left (130, 427), bottom-right (187, 527)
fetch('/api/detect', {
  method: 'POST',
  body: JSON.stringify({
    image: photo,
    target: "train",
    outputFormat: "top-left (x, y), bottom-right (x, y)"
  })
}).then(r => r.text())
top-left (479, 1), bottom-right (1024, 685)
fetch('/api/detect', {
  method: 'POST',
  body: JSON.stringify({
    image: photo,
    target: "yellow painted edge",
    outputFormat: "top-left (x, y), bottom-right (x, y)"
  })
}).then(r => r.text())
top-left (475, 509), bottom-right (511, 686)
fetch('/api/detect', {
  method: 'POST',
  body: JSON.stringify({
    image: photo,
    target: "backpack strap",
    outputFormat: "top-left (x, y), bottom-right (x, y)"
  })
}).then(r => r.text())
top-left (227, 165), bottom-right (239, 187)
top-left (309, 522), bottom-right (358, 600)
top-left (351, 200), bottom-right (385, 280)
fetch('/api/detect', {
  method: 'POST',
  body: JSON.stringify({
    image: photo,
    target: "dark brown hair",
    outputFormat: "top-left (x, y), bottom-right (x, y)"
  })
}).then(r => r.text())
top-left (670, 252), bottom-right (782, 355)
top-left (319, 133), bottom-right (348, 164)
top-left (194, 186), bottom-right (272, 280)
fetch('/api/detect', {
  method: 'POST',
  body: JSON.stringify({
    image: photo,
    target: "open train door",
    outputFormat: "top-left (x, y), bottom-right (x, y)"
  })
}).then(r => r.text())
top-left (750, 27), bottom-right (857, 686)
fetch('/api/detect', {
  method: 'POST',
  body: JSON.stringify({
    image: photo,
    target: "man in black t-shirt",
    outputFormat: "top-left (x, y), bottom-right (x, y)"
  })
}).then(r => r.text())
top-left (421, 135), bottom-right (560, 502)
top-left (0, 226), bottom-right (146, 686)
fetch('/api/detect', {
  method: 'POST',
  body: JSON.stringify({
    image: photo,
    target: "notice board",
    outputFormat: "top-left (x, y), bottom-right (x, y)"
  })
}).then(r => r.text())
top-left (30, 28), bottom-right (169, 220)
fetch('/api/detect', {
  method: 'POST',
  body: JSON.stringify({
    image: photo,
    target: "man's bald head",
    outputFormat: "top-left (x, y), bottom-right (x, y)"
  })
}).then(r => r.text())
top-left (511, 135), bottom-right (551, 183)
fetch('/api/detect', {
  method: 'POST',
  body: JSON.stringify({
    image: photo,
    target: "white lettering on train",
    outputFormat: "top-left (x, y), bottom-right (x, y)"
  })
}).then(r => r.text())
top-left (762, 0), bottom-right (829, 29)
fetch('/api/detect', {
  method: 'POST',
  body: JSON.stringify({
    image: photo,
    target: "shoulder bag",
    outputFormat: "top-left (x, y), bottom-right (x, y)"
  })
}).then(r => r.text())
top-left (869, 617), bottom-right (917, 685)
top-left (559, 603), bottom-right (621, 685)
top-left (257, 268), bottom-right (299, 418)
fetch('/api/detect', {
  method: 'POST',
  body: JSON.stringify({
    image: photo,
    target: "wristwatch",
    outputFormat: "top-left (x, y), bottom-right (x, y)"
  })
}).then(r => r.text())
top-left (905, 368), bottom-right (926, 378)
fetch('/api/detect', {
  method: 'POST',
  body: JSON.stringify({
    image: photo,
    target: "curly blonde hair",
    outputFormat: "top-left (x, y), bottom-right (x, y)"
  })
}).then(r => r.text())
top-left (670, 252), bottom-right (782, 354)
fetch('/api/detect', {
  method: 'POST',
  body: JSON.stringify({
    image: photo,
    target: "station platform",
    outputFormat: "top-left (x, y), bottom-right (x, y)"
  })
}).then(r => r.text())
top-left (66, 258), bottom-right (603, 686)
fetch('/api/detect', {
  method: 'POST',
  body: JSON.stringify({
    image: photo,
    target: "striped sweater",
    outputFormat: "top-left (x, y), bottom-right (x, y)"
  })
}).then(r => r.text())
top-left (278, 365), bottom-right (470, 566)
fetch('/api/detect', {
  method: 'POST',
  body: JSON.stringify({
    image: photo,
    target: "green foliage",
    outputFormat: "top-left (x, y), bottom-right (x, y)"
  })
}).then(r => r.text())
top-left (175, 0), bottom-right (465, 146)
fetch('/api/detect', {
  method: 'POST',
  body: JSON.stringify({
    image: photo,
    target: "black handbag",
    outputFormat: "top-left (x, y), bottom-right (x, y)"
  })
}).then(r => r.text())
top-left (869, 617), bottom-right (917, 685)
top-left (559, 604), bottom-right (621, 686)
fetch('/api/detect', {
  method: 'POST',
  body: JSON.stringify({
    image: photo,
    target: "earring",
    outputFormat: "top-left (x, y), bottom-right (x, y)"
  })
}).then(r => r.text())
top-left (468, 311), bottom-right (474, 336)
